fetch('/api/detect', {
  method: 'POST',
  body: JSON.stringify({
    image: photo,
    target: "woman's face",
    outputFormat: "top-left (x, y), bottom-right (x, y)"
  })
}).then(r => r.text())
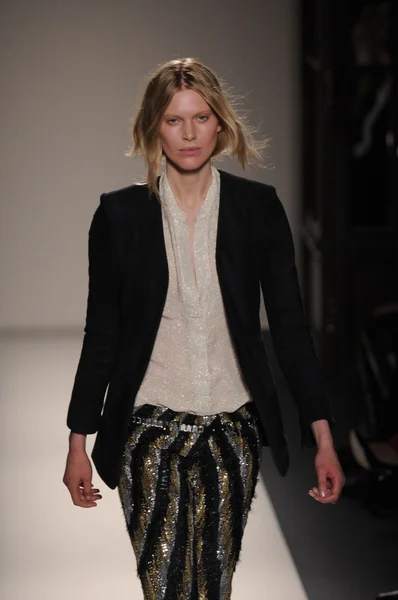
top-left (158, 88), bottom-right (222, 171)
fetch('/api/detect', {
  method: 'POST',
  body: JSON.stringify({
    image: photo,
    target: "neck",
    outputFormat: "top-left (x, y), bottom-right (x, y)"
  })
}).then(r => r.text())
top-left (164, 159), bottom-right (213, 213)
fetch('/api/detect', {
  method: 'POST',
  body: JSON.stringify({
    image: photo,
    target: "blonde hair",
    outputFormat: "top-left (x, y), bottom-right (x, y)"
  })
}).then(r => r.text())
top-left (125, 57), bottom-right (268, 199)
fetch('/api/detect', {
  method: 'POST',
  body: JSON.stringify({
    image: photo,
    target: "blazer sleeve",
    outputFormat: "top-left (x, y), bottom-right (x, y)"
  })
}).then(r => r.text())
top-left (252, 185), bottom-right (336, 447)
top-left (66, 194), bottom-right (121, 434)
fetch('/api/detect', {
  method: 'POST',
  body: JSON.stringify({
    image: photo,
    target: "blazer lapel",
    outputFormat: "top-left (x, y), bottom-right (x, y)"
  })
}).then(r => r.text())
top-left (145, 176), bottom-right (169, 297)
top-left (216, 170), bottom-right (254, 327)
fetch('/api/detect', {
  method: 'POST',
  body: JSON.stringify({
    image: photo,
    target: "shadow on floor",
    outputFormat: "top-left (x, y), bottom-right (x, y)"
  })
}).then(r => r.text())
top-left (259, 331), bottom-right (398, 600)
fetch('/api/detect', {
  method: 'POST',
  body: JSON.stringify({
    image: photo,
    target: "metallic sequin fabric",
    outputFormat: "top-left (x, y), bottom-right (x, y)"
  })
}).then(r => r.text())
top-left (118, 402), bottom-right (262, 600)
top-left (134, 165), bottom-right (252, 415)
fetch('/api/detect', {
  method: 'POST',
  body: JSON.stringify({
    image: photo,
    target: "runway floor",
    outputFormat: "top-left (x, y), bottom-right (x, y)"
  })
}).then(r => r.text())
top-left (2, 331), bottom-right (397, 599)
top-left (0, 332), bottom-right (308, 600)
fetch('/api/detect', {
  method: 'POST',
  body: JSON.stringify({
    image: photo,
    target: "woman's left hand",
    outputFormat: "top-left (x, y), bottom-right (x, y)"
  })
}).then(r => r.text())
top-left (309, 447), bottom-right (345, 504)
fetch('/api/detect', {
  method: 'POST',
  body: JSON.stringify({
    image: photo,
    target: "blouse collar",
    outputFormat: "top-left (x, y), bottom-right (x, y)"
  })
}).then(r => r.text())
top-left (159, 164), bottom-right (220, 223)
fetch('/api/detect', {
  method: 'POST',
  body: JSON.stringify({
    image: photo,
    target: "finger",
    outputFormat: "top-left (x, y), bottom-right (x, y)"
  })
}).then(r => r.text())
top-left (78, 487), bottom-right (101, 503)
top-left (315, 485), bottom-right (341, 503)
top-left (69, 482), bottom-right (98, 508)
top-left (318, 494), bottom-right (339, 504)
top-left (81, 492), bottom-right (102, 501)
top-left (82, 477), bottom-right (92, 500)
top-left (79, 486), bottom-right (100, 494)
top-left (309, 486), bottom-right (335, 503)
top-left (308, 489), bottom-right (320, 501)
top-left (76, 493), bottom-right (99, 507)
top-left (317, 469), bottom-right (328, 498)
top-left (321, 482), bottom-right (332, 497)
top-left (70, 486), bottom-right (82, 506)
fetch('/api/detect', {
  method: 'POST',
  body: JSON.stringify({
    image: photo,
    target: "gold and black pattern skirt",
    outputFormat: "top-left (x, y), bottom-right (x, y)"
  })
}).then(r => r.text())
top-left (118, 400), bottom-right (262, 600)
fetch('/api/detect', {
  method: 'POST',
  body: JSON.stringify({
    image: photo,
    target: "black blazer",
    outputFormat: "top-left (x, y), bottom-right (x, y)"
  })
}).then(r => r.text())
top-left (67, 168), bottom-right (335, 489)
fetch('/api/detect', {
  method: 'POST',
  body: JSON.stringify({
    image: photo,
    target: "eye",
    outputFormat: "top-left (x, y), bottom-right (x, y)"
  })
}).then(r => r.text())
top-left (197, 115), bottom-right (209, 121)
top-left (166, 118), bottom-right (178, 124)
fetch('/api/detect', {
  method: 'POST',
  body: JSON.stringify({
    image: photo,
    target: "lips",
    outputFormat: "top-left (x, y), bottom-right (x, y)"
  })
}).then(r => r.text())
top-left (180, 147), bottom-right (200, 153)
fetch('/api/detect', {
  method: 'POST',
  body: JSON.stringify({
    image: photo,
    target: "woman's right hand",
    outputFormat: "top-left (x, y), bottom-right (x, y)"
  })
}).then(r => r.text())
top-left (63, 447), bottom-right (102, 508)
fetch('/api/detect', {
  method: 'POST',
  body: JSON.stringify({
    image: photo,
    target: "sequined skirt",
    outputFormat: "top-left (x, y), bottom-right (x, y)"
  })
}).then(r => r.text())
top-left (118, 401), bottom-right (263, 600)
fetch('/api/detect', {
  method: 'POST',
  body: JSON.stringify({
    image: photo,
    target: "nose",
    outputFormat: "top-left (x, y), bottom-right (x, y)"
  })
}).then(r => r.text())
top-left (182, 121), bottom-right (196, 141)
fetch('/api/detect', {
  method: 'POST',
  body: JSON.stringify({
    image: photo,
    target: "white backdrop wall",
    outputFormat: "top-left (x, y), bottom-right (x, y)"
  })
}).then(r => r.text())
top-left (0, 0), bottom-right (301, 330)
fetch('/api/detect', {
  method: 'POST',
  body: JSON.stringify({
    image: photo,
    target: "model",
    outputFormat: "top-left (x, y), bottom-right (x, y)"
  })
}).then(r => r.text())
top-left (63, 57), bottom-right (345, 600)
